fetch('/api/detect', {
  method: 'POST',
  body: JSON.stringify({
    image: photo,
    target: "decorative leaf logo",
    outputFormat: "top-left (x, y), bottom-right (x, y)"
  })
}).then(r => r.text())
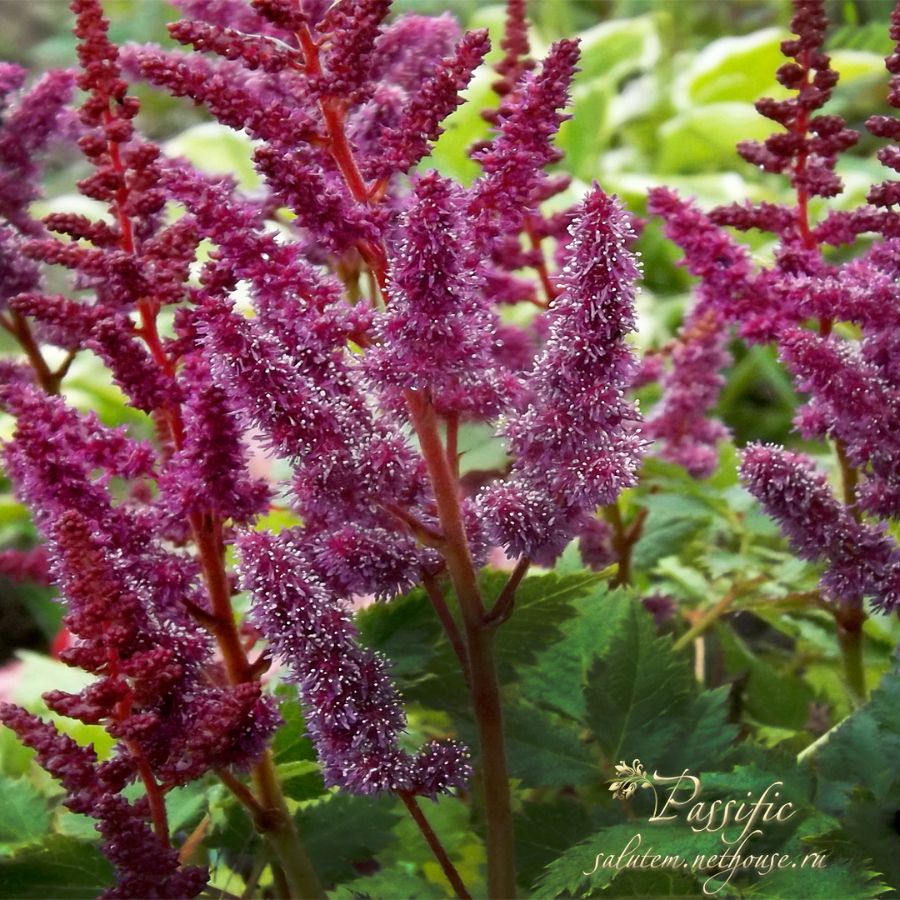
top-left (608, 758), bottom-right (654, 800)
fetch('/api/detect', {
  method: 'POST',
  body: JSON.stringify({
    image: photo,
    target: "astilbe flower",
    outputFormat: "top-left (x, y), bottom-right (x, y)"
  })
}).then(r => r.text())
top-left (237, 530), bottom-right (471, 798)
top-left (740, 445), bottom-right (900, 612)
top-left (480, 185), bottom-right (645, 563)
top-left (367, 172), bottom-right (518, 419)
top-left (727, 0), bottom-right (858, 204)
top-left (469, 38), bottom-right (580, 249)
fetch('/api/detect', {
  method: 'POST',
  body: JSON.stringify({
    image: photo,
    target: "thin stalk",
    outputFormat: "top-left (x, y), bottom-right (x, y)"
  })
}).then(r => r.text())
top-left (102, 105), bottom-right (324, 897)
top-left (672, 579), bottom-right (763, 653)
top-left (399, 792), bottom-right (472, 900)
top-left (603, 502), bottom-right (646, 587)
top-left (6, 311), bottom-right (60, 394)
top-left (422, 571), bottom-right (470, 679)
top-left (407, 392), bottom-right (516, 899)
top-left (834, 605), bottom-right (867, 708)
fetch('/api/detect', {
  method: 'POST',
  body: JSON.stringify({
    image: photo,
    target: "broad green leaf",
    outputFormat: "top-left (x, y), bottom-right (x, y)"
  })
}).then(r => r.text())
top-left (0, 777), bottom-right (50, 846)
top-left (356, 587), bottom-right (443, 681)
top-left (746, 859), bottom-right (886, 899)
top-left (0, 836), bottom-right (113, 898)
top-left (164, 123), bottom-right (259, 188)
top-left (514, 798), bottom-right (594, 888)
top-left (296, 794), bottom-right (401, 886)
top-left (488, 570), bottom-right (601, 680)
top-left (533, 822), bottom-right (718, 898)
top-left (575, 15), bottom-right (661, 85)
top-left (522, 589), bottom-right (635, 721)
top-left (717, 628), bottom-right (815, 731)
top-left (584, 602), bottom-right (692, 764)
top-left (673, 28), bottom-right (787, 109)
top-left (501, 703), bottom-right (596, 788)
top-left (657, 103), bottom-right (776, 173)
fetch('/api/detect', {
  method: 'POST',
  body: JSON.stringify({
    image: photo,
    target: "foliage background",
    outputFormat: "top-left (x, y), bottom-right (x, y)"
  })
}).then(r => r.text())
top-left (0, 1), bottom-right (898, 898)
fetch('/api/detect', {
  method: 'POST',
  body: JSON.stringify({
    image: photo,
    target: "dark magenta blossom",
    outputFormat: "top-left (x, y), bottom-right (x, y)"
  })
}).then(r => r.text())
top-left (237, 530), bottom-right (471, 797)
top-left (481, 185), bottom-right (644, 562)
top-left (740, 445), bottom-right (900, 612)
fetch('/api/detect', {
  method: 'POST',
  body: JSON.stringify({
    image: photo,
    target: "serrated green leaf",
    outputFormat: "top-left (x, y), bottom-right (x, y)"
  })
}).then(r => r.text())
top-left (584, 601), bottom-right (692, 763)
top-left (328, 868), bottom-right (446, 899)
top-left (502, 703), bottom-right (596, 788)
top-left (488, 570), bottom-right (601, 681)
top-left (514, 798), bottom-right (594, 888)
top-left (521, 588), bottom-right (635, 721)
top-left (746, 858), bottom-right (885, 899)
top-left (533, 822), bottom-right (719, 898)
top-left (0, 836), bottom-right (113, 898)
top-left (296, 794), bottom-right (401, 887)
top-left (0, 777), bottom-right (50, 845)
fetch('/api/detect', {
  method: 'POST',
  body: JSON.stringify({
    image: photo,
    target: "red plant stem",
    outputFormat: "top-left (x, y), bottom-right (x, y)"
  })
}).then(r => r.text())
top-left (783, 53), bottom-right (868, 703)
top-left (484, 556), bottom-right (529, 627)
top-left (100, 107), bottom-right (324, 900)
top-left (524, 217), bottom-right (558, 304)
top-left (604, 502), bottom-right (645, 587)
top-left (446, 412), bottom-right (460, 479)
top-left (3, 311), bottom-right (60, 394)
top-left (131, 747), bottom-right (171, 847)
top-left (421, 570), bottom-right (470, 679)
top-left (297, 26), bottom-right (518, 894)
top-left (399, 792), bottom-right (473, 900)
top-left (407, 392), bottom-right (516, 899)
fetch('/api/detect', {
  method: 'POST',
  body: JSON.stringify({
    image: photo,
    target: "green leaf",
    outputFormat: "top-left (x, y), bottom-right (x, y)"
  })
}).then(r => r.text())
top-left (533, 822), bottom-right (717, 898)
top-left (514, 798), bottom-right (594, 889)
top-left (717, 626), bottom-right (815, 730)
top-left (163, 123), bottom-right (259, 188)
top-left (657, 102), bottom-right (776, 173)
top-left (329, 869), bottom-right (446, 899)
top-left (0, 777), bottom-right (50, 846)
top-left (488, 570), bottom-right (601, 681)
top-left (746, 859), bottom-right (885, 899)
top-left (355, 588), bottom-right (442, 681)
top-left (502, 703), bottom-right (596, 788)
top-left (521, 588), bottom-right (635, 721)
top-left (673, 27), bottom-right (787, 108)
top-left (0, 837), bottom-right (113, 898)
top-left (584, 601), bottom-right (692, 764)
top-left (296, 794), bottom-right (401, 887)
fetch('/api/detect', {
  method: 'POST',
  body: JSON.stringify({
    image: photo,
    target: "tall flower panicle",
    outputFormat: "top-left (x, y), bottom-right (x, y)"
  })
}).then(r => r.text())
top-left (731, 0), bottom-right (857, 202)
top-left (740, 445), bottom-right (900, 612)
top-left (368, 172), bottom-right (517, 419)
top-left (481, 185), bottom-right (644, 561)
top-left (645, 306), bottom-right (731, 478)
top-left (237, 530), bottom-right (471, 798)
top-left (865, 2), bottom-right (900, 208)
top-left (469, 39), bottom-right (580, 247)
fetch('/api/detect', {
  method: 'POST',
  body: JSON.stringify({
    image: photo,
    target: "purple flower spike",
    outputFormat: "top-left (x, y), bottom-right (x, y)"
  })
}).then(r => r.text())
top-left (740, 444), bottom-right (900, 612)
top-left (237, 530), bottom-right (471, 797)
top-left (481, 185), bottom-right (644, 562)
top-left (368, 172), bottom-right (516, 419)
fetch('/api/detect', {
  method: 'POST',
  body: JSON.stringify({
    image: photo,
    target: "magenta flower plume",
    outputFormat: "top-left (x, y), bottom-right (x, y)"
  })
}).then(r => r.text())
top-left (0, 67), bottom-right (76, 237)
top-left (367, 29), bottom-right (490, 180)
top-left (368, 172), bottom-right (517, 419)
top-left (740, 444), bottom-right (900, 612)
top-left (779, 328), bottom-right (900, 517)
top-left (237, 530), bottom-right (472, 798)
top-left (481, 184), bottom-right (644, 562)
top-left (645, 306), bottom-right (731, 478)
top-left (735, 0), bottom-right (857, 201)
top-left (469, 38), bottom-right (580, 245)
top-left (865, 1), bottom-right (900, 208)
